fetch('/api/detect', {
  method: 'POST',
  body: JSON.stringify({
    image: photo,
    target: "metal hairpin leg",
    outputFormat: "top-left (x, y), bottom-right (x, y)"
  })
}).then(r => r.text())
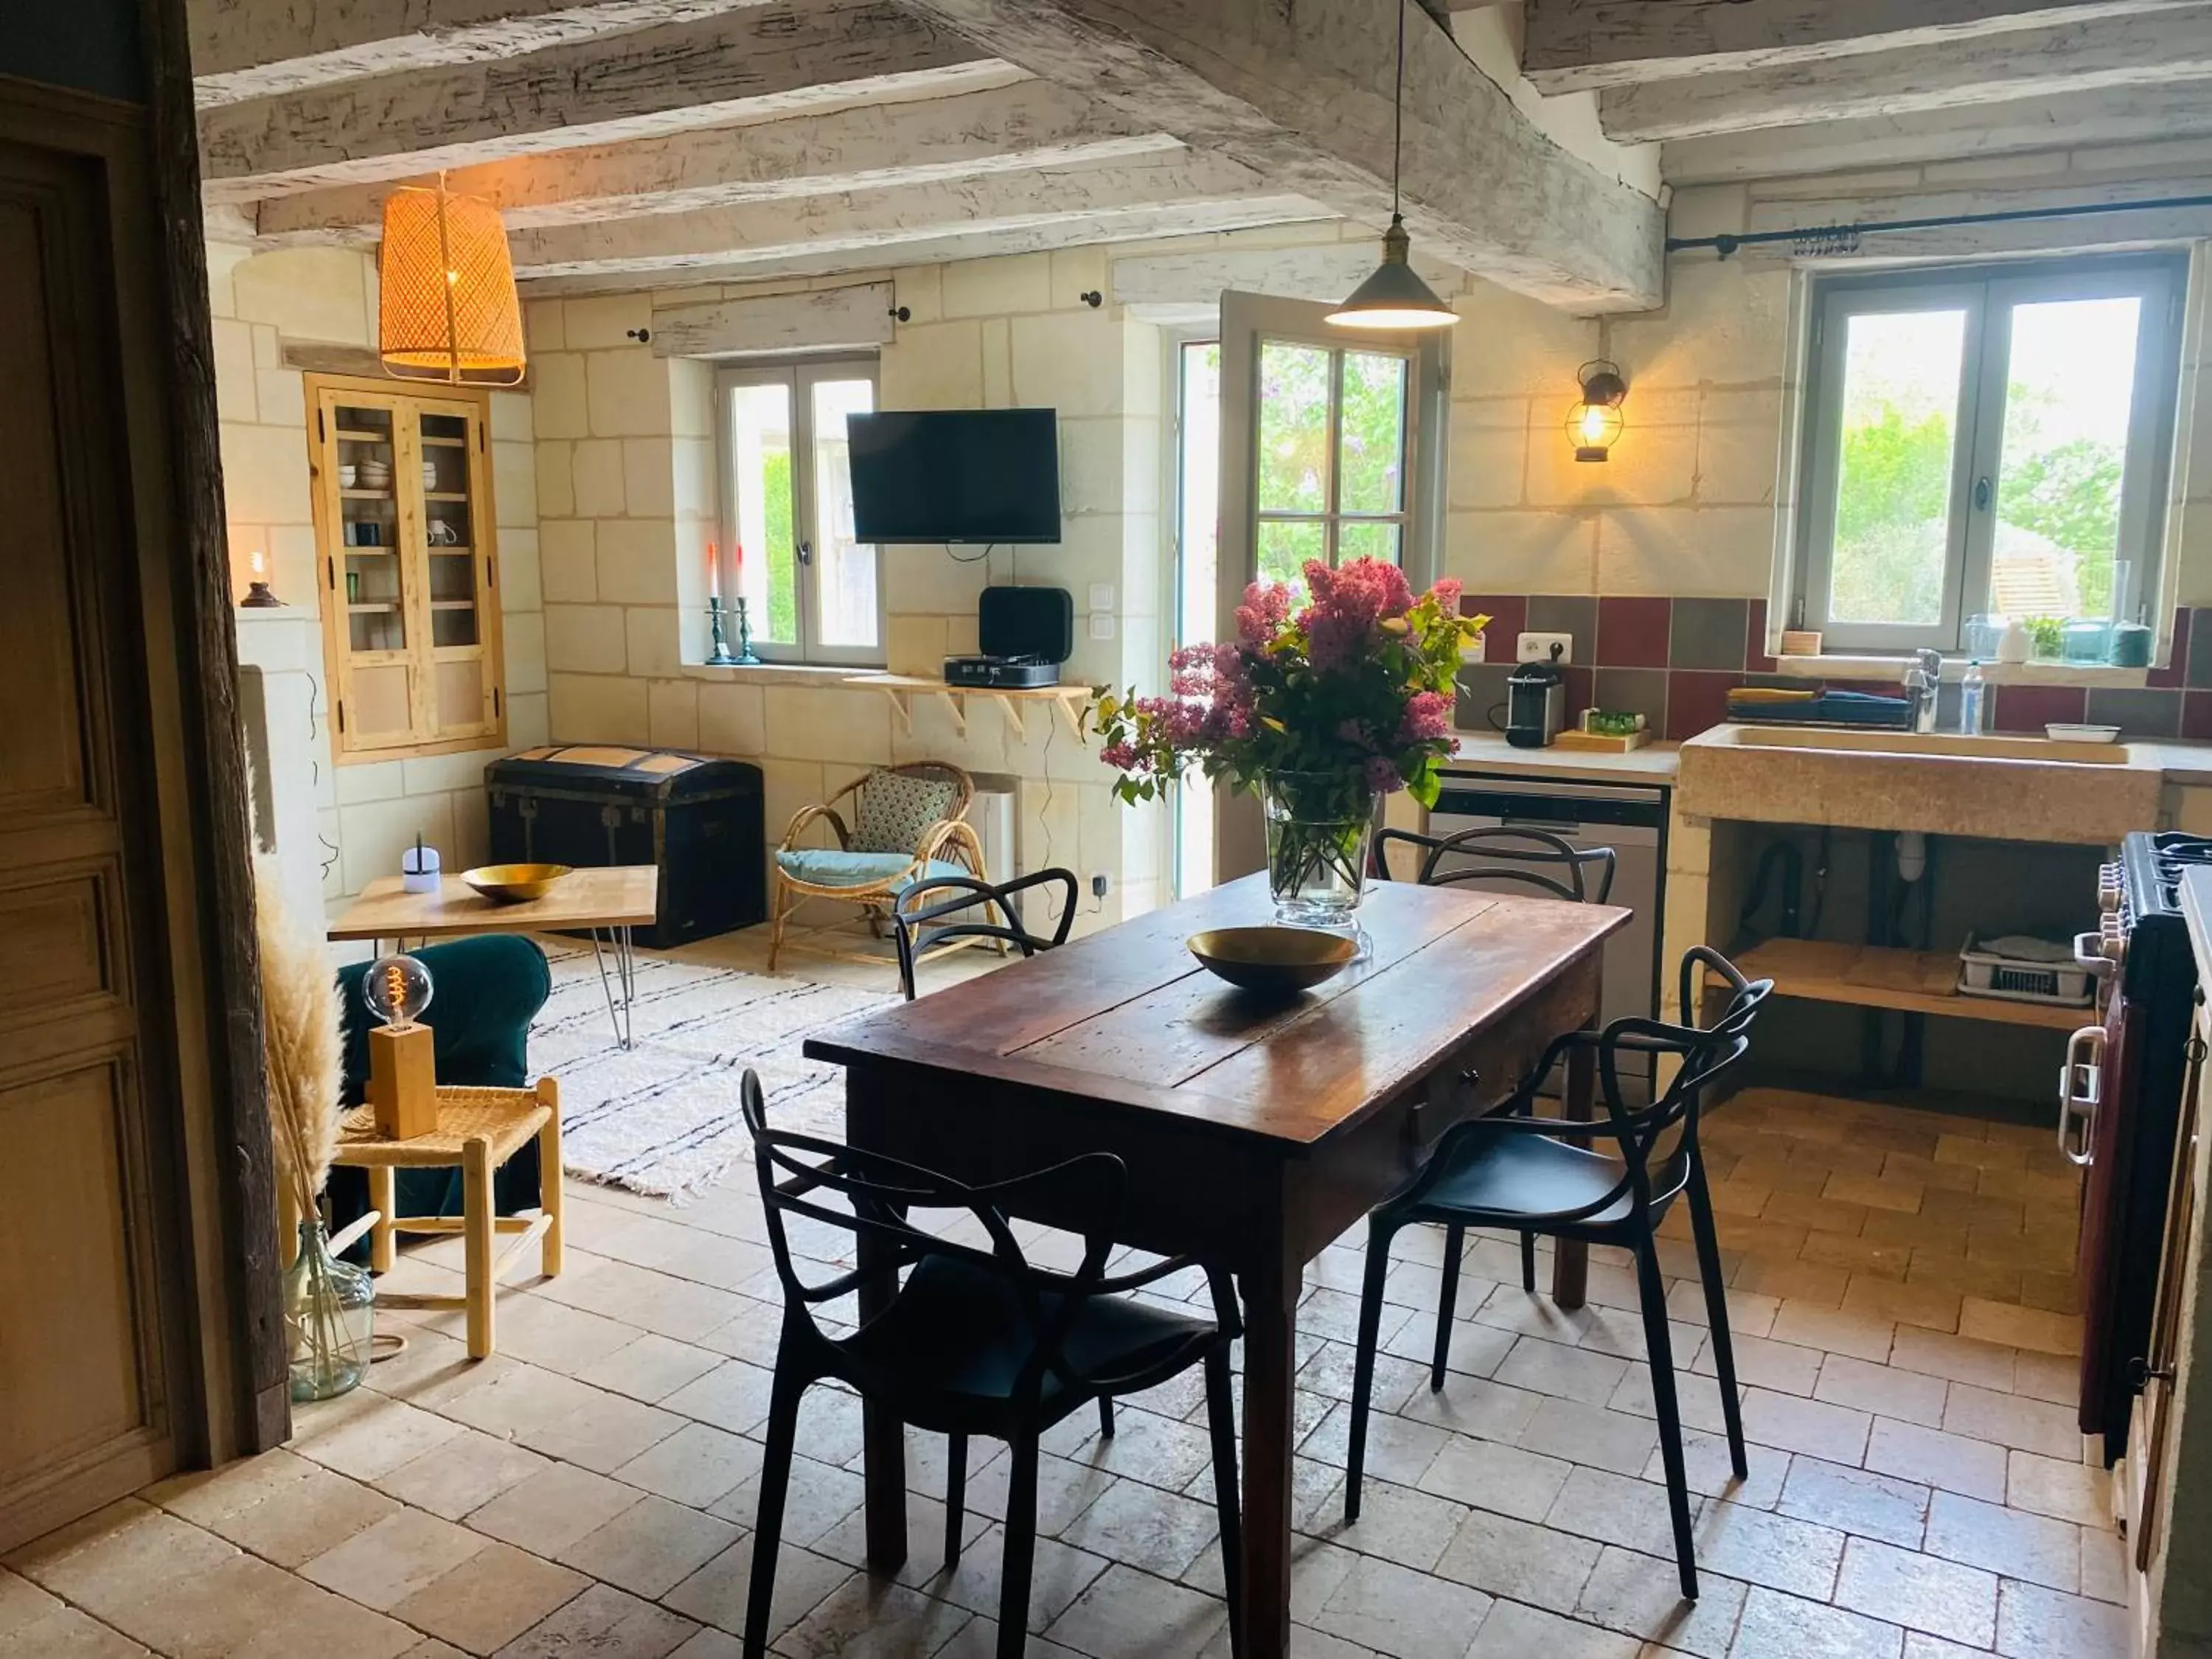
top-left (591, 924), bottom-right (637, 1048)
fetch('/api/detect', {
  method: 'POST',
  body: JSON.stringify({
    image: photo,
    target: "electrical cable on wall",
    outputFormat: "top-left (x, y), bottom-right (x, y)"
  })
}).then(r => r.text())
top-left (1666, 192), bottom-right (2212, 261)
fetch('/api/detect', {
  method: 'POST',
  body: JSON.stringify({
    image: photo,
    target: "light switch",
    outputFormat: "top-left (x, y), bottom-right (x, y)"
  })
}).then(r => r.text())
top-left (1089, 613), bottom-right (1116, 640)
top-left (1088, 582), bottom-right (1116, 611)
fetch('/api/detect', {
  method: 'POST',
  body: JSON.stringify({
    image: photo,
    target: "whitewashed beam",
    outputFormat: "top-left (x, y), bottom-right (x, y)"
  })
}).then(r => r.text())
top-left (251, 80), bottom-right (1166, 242)
top-left (1664, 82), bottom-right (2212, 182)
top-left (191, 0), bottom-right (775, 108)
top-left (1600, 5), bottom-right (2212, 142)
top-left (518, 198), bottom-right (1332, 293)
top-left (898, 0), bottom-right (1664, 311)
top-left (1526, 0), bottom-right (2201, 94)
top-left (1729, 173), bottom-right (2212, 261)
top-left (197, 0), bottom-right (1004, 199)
top-left (1109, 241), bottom-right (1461, 312)
top-left (648, 281), bottom-right (897, 354)
top-left (504, 151), bottom-right (1310, 274)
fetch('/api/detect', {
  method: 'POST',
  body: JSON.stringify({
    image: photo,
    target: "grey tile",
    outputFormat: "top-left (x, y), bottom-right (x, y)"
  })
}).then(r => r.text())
top-left (2188, 606), bottom-right (2212, 689)
top-left (2084, 687), bottom-right (2181, 737)
top-left (1591, 667), bottom-right (1669, 736)
top-left (1528, 595), bottom-right (1598, 659)
top-left (1457, 664), bottom-right (1513, 733)
top-left (1670, 599), bottom-right (1750, 670)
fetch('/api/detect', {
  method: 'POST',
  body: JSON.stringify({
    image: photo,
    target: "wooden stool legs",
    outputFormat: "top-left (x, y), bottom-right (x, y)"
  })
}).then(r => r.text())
top-left (368, 1166), bottom-right (397, 1274)
top-left (538, 1079), bottom-right (563, 1279)
top-left (464, 1137), bottom-right (495, 1359)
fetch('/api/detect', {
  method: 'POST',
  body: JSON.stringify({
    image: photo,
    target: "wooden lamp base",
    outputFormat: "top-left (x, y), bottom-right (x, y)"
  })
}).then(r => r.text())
top-left (367, 1022), bottom-right (439, 1139)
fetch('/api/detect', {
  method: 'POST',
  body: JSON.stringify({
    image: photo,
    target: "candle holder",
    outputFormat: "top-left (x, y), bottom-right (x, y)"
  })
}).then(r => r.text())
top-left (733, 596), bottom-right (762, 665)
top-left (704, 597), bottom-right (738, 666)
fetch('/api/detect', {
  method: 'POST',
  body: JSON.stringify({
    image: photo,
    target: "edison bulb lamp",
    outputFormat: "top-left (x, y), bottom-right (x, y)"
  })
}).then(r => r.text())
top-left (364, 954), bottom-right (434, 1031)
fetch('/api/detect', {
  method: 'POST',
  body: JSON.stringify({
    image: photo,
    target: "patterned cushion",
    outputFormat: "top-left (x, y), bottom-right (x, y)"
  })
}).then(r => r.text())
top-left (776, 849), bottom-right (970, 890)
top-left (851, 768), bottom-right (961, 854)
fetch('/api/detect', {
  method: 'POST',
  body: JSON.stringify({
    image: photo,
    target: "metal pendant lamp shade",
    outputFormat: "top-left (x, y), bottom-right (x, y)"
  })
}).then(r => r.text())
top-left (1329, 1), bottom-right (1458, 333)
top-left (1326, 217), bottom-right (1458, 330)
top-left (379, 180), bottom-right (527, 385)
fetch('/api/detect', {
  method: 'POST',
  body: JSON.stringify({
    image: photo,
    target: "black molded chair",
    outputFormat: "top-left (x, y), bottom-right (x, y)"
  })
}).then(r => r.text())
top-left (1375, 824), bottom-right (1617, 902)
top-left (891, 868), bottom-right (1079, 1001)
top-left (740, 1070), bottom-right (1244, 1658)
top-left (1343, 947), bottom-right (1771, 1601)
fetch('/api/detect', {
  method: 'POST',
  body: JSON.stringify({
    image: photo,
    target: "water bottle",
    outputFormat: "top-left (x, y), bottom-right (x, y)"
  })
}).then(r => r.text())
top-left (1959, 661), bottom-right (1988, 735)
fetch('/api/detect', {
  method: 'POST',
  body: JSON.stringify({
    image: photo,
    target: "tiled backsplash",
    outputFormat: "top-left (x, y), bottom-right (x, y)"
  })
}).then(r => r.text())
top-left (1456, 594), bottom-right (2212, 741)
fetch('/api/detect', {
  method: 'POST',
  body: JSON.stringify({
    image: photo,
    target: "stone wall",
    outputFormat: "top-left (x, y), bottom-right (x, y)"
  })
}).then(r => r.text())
top-left (209, 242), bottom-right (544, 908)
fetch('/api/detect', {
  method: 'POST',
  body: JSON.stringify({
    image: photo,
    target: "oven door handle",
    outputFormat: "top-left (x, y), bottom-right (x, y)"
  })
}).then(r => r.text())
top-left (2073, 931), bottom-right (2116, 982)
top-left (2058, 1024), bottom-right (2107, 1167)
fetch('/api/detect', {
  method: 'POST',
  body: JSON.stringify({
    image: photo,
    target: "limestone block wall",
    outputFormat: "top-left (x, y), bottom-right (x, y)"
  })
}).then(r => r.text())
top-left (209, 241), bottom-right (545, 908)
top-left (528, 249), bottom-right (1171, 930)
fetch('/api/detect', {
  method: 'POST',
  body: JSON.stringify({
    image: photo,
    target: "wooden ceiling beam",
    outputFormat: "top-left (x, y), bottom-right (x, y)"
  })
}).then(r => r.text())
top-left (897, 0), bottom-right (1663, 311)
top-left (190, 0), bottom-right (777, 108)
top-left (197, 0), bottom-right (1002, 199)
top-left (1525, 0), bottom-right (2204, 94)
top-left (1599, 4), bottom-right (2212, 142)
top-left (502, 150), bottom-right (1318, 276)
top-left (250, 80), bottom-right (1167, 243)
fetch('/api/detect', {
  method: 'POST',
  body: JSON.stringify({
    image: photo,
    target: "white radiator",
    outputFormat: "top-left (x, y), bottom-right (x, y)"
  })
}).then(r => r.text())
top-left (968, 782), bottom-right (1018, 886)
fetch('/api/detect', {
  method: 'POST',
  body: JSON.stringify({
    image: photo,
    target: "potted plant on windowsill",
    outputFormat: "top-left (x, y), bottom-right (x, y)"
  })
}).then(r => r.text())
top-left (1093, 558), bottom-right (1484, 928)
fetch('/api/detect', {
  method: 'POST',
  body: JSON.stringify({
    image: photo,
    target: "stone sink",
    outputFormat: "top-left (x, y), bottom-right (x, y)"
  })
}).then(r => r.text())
top-left (1675, 721), bottom-right (2163, 844)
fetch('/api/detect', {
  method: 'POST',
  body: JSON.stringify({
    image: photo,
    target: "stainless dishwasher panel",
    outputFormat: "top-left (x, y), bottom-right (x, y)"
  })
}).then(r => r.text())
top-left (1427, 774), bottom-right (1669, 1093)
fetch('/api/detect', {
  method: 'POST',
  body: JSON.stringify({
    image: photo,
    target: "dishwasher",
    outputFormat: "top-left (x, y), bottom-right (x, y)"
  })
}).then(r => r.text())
top-left (1427, 772), bottom-right (1669, 1095)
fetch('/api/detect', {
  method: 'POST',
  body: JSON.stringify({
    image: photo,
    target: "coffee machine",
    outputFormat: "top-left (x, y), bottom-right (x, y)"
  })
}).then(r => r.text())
top-left (1506, 651), bottom-right (1568, 748)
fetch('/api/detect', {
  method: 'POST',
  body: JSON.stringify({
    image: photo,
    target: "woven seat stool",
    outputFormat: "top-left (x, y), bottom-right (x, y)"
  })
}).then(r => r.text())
top-left (332, 1079), bottom-right (563, 1358)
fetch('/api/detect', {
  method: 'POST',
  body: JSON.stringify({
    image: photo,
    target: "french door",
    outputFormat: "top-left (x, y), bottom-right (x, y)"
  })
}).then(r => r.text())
top-left (1209, 292), bottom-right (1450, 881)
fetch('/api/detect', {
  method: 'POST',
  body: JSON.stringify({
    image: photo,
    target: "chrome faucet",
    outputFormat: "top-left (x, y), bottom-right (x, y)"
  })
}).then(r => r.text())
top-left (1903, 648), bottom-right (1944, 733)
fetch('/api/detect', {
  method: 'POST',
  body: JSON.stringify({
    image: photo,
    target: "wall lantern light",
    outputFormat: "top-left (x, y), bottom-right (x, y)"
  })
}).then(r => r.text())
top-left (1568, 359), bottom-right (1628, 462)
top-left (379, 175), bottom-right (527, 386)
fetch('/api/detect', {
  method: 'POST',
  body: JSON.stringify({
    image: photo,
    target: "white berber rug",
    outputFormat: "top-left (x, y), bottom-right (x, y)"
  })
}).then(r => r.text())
top-left (531, 944), bottom-right (896, 1200)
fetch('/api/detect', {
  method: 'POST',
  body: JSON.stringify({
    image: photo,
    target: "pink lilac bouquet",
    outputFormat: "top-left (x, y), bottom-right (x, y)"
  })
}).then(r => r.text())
top-left (1092, 558), bottom-right (1486, 816)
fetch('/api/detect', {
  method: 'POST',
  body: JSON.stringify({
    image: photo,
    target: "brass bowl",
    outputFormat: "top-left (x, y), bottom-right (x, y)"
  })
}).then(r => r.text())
top-left (460, 863), bottom-right (572, 904)
top-left (1188, 926), bottom-right (1357, 994)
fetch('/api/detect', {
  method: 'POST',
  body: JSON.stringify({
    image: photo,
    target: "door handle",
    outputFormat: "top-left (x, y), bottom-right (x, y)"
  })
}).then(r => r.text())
top-left (797, 538), bottom-right (814, 566)
top-left (2057, 1024), bottom-right (2105, 1167)
top-left (1974, 476), bottom-right (1993, 511)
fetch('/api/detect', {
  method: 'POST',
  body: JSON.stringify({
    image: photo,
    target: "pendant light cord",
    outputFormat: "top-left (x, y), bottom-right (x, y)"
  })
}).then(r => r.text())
top-left (1391, 0), bottom-right (1405, 220)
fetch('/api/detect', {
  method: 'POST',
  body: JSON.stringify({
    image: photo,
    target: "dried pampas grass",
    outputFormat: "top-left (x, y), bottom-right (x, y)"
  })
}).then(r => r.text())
top-left (255, 860), bottom-right (342, 1217)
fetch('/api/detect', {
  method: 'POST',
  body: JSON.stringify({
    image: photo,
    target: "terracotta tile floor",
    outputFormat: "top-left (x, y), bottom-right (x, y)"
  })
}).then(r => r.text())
top-left (0, 943), bottom-right (2126, 1658)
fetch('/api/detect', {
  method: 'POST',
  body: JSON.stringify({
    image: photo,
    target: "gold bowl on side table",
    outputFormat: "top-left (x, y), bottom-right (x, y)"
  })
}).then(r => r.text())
top-left (1188, 926), bottom-right (1357, 994)
top-left (460, 863), bottom-right (573, 904)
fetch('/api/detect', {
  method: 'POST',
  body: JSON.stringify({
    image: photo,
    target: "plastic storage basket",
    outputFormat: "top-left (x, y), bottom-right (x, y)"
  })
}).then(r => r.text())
top-left (1956, 934), bottom-right (2095, 1007)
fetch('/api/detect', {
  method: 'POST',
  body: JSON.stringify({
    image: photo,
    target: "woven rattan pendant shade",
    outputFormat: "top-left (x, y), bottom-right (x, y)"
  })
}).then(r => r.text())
top-left (379, 181), bottom-right (526, 385)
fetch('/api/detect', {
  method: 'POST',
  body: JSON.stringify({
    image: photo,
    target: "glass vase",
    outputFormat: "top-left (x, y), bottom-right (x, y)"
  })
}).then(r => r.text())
top-left (1261, 771), bottom-right (1377, 928)
top-left (284, 1218), bottom-right (374, 1402)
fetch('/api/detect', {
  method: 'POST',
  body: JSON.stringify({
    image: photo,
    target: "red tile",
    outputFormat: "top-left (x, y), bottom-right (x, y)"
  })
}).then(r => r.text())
top-left (1462, 594), bottom-right (1526, 663)
top-left (1596, 596), bottom-right (1672, 668)
top-left (1747, 598), bottom-right (1776, 673)
top-left (1991, 683), bottom-right (2087, 734)
top-left (2149, 607), bottom-right (2190, 688)
top-left (1665, 671), bottom-right (1739, 741)
top-left (1563, 665), bottom-right (1595, 720)
top-left (2184, 690), bottom-right (2212, 742)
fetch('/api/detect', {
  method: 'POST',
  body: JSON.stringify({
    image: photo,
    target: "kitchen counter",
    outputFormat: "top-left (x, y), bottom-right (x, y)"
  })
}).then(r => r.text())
top-left (1445, 730), bottom-right (1680, 786)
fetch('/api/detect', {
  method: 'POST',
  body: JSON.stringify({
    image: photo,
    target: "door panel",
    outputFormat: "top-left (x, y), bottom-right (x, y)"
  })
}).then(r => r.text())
top-left (0, 132), bottom-right (184, 1551)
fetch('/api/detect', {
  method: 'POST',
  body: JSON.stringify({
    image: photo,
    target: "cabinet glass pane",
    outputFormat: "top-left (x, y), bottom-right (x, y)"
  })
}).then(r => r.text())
top-left (728, 382), bottom-right (799, 647)
top-left (336, 403), bottom-right (406, 653)
top-left (1993, 296), bottom-right (2142, 619)
top-left (1258, 342), bottom-right (1332, 513)
top-left (810, 375), bottom-right (877, 650)
top-left (1826, 308), bottom-right (1966, 628)
top-left (1338, 352), bottom-right (1407, 515)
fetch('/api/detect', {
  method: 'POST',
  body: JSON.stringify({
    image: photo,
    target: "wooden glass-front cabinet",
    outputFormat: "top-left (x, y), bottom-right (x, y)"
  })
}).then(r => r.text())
top-left (307, 375), bottom-right (506, 760)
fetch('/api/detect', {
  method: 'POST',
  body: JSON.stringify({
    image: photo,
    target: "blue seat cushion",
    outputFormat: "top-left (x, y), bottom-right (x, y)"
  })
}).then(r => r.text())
top-left (776, 849), bottom-right (970, 891)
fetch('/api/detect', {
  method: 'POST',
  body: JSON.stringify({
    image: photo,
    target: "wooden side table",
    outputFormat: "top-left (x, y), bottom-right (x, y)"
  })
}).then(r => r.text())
top-left (332, 1079), bottom-right (563, 1358)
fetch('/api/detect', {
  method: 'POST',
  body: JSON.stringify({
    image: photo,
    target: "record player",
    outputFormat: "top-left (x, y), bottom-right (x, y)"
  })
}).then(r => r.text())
top-left (944, 653), bottom-right (1060, 689)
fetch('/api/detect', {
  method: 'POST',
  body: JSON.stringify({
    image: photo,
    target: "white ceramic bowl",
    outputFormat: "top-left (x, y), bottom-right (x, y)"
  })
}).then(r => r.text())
top-left (338, 464), bottom-right (357, 487)
top-left (2046, 723), bottom-right (2122, 744)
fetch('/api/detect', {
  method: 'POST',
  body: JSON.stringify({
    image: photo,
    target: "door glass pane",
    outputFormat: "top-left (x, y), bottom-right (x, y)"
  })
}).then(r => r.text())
top-left (1337, 520), bottom-right (1402, 566)
top-left (1257, 342), bottom-right (1332, 513)
top-left (1339, 352), bottom-right (1407, 515)
top-left (728, 383), bottom-right (798, 647)
top-left (810, 376), bottom-right (877, 650)
top-left (1994, 296), bottom-right (2141, 619)
top-left (1827, 310), bottom-right (1967, 627)
top-left (1178, 341), bottom-right (1221, 649)
top-left (1256, 519), bottom-right (1324, 589)
top-left (335, 403), bottom-right (406, 654)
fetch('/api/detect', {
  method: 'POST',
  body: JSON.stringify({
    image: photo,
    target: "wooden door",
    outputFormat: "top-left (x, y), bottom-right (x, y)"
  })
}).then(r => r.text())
top-left (0, 133), bottom-right (192, 1549)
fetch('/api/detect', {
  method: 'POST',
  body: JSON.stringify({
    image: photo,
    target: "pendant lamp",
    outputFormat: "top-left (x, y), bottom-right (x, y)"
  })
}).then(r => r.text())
top-left (379, 175), bottom-right (527, 385)
top-left (1328, 0), bottom-right (1458, 331)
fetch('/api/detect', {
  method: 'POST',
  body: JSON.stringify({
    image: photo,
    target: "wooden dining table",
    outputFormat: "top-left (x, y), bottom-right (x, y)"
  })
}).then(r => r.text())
top-left (804, 874), bottom-right (1628, 1657)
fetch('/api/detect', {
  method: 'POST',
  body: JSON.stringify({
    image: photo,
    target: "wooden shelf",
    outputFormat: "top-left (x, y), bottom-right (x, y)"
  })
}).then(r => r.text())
top-left (335, 428), bottom-right (392, 442)
top-left (425, 490), bottom-right (468, 504)
top-left (431, 600), bottom-right (476, 611)
top-left (348, 602), bottom-right (399, 614)
top-left (1715, 939), bottom-right (2093, 1032)
top-left (341, 488), bottom-right (394, 501)
top-left (422, 436), bottom-right (467, 448)
top-left (845, 672), bottom-right (1091, 742)
top-left (344, 546), bottom-right (396, 556)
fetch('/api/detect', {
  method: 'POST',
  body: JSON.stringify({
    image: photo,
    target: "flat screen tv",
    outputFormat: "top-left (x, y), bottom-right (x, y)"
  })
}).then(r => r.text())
top-left (847, 408), bottom-right (1061, 545)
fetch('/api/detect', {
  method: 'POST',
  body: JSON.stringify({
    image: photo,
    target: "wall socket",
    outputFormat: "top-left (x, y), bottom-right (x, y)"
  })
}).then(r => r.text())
top-left (1515, 630), bottom-right (1574, 666)
top-left (1091, 871), bottom-right (1113, 899)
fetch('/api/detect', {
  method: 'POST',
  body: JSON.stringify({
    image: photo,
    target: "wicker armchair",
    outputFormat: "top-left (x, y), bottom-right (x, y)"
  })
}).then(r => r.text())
top-left (767, 761), bottom-right (987, 970)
